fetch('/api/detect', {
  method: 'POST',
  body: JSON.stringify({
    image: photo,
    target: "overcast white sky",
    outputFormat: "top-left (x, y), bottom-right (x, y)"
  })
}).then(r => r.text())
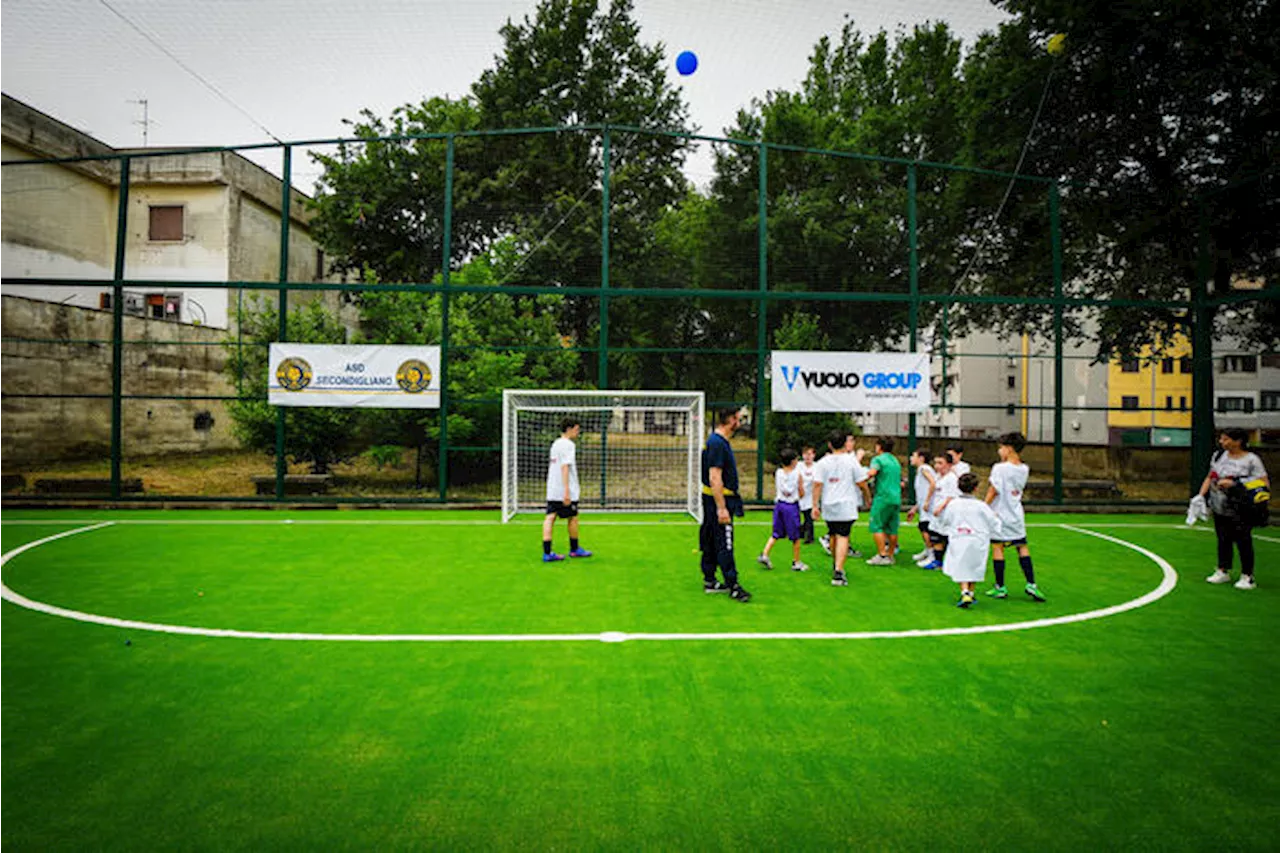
top-left (2, 0), bottom-right (1010, 188)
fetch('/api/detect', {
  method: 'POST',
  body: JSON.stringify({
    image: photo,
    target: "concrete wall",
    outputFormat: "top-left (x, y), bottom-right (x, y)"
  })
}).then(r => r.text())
top-left (1, 295), bottom-right (239, 467)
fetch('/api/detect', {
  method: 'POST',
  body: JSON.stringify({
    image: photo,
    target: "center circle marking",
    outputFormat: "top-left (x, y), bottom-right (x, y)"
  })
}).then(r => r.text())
top-left (0, 521), bottom-right (1178, 643)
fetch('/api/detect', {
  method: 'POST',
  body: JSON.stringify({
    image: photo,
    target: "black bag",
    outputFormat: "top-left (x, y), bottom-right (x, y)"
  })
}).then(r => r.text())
top-left (1228, 478), bottom-right (1272, 529)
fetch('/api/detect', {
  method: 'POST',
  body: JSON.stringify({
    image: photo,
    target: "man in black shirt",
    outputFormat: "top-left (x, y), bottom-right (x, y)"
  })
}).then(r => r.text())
top-left (701, 407), bottom-right (751, 602)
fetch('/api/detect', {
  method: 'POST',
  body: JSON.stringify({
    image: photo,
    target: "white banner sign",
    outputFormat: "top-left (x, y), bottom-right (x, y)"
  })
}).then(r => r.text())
top-left (268, 344), bottom-right (441, 408)
top-left (771, 350), bottom-right (929, 413)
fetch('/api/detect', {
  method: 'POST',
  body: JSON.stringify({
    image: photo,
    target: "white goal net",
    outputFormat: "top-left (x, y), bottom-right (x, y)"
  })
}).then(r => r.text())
top-left (502, 390), bottom-right (705, 521)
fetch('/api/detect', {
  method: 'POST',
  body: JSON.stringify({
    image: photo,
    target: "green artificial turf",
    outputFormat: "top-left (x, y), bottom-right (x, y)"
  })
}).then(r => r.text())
top-left (3, 510), bottom-right (1278, 850)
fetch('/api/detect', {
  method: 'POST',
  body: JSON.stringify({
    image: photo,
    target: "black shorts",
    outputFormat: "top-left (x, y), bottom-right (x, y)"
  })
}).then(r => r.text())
top-left (826, 519), bottom-right (854, 537)
top-left (930, 532), bottom-right (948, 545)
top-left (918, 521), bottom-right (931, 534)
top-left (991, 537), bottom-right (1028, 547)
top-left (545, 501), bottom-right (579, 519)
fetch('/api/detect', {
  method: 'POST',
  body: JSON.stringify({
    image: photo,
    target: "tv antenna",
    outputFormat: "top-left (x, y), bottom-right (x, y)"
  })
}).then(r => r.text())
top-left (127, 98), bottom-right (155, 146)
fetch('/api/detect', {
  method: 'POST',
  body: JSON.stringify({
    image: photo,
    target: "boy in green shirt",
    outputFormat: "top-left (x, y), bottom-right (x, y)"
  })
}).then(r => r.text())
top-left (865, 436), bottom-right (903, 565)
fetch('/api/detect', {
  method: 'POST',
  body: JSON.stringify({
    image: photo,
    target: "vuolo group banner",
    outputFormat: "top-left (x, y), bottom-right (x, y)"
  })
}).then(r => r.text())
top-left (268, 344), bottom-right (441, 408)
top-left (771, 350), bottom-right (929, 413)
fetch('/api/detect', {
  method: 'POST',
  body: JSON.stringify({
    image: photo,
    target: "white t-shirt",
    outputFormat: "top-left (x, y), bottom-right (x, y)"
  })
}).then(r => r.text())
top-left (546, 436), bottom-right (580, 502)
top-left (1208, 451), bottom-right (1269, 515)
top-left (798, 461), bottom-right (817, 511)
top-left (928, 471), bottom-right (960, 531)
top-left (775, 466), bottom-right (801, 504)
top-left (914, 464), bottom-right (937, 522)
top-left (950, 459), bottom-right (971, 479)
top-left (939, 495), bottom-right (1002, 584)
top-left (814, 452), bottom-right (868, 522)
top-left (988, 461), bottom-right (1029, 540)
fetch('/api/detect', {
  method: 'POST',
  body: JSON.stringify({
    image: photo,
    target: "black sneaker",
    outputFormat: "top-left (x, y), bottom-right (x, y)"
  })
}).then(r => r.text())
top-left (729, 584), bottom-right (752, 603)
top-left (831, 570), bottom-right (848, 587)
top-left (704, 580), bottom-right (729, 594)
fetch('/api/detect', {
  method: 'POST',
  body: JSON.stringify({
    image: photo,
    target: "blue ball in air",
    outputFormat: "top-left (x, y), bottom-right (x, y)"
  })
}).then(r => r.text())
top-left (676, 51), bottom-right (698, 76)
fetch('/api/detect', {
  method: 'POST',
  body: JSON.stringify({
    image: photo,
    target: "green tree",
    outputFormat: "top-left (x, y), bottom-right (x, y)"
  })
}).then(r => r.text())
top-left (303, 0), bottom-right (689, 486)
top-left (309, 97), bottom-right (484, 286)
top-left (970, 1), bottom-right (1279, 354)
top-left (353, 248), bottom-right (582, 486)
top-left (309, 0), bottom-right (697, 399)
top-left (225, 298), bottom-right (358, 474)
top-left (470, 0), bottom-right (694, 374)
top-left (703, 22), bottom-right (977, 365)
top-left (764, 312), bottom-right (854, 464)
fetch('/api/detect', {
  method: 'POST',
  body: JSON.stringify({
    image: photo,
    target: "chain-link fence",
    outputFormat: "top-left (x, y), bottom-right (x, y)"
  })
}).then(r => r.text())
top-left (3, 126), bottom-right (1276, 506)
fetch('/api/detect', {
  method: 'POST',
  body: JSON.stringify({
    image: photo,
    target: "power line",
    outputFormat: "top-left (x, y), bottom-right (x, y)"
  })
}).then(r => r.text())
top-left (951, 62), bottom-right (1056, 296)
top-left (97, 0), bottom-right (283, 144)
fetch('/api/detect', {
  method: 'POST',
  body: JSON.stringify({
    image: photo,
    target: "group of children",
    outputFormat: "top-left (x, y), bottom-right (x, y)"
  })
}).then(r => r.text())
top-left (758, 431), bottom-right (1045, 608)
top-left (539, 413), bottom-right (1047, 609)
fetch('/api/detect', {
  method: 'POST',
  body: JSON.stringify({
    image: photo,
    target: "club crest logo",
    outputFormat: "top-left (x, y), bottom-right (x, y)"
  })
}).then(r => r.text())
top-left (396, 359), bottom-right (433, 393)
top-left (275, 357), bottom-right (312, 392)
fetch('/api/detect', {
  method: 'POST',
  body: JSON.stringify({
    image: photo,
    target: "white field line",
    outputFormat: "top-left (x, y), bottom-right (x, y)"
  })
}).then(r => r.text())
top-left (1, 523), bottom-right (1178, 644)
top-left (0, 521), bottom-right (116, 557)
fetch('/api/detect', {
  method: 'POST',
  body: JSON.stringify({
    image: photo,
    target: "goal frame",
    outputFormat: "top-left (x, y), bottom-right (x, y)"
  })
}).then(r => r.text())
top-left (501, 389), bottom-right (705, 522)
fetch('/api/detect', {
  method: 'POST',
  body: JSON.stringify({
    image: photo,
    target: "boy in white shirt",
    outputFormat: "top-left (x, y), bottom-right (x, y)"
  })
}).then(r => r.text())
top-left (758, 448), bottom-right (808, 571)
top-left (811, 429), bottom-right (872, 587)
top-left (947, 444), bottom-right (970, 479)
top-left (905, 447), bottom-right (937, 564)
top-left (820, 445), bottom-right (868, 558)
top-left (937, 472), bottom-right (1003, 608)
top-left (798, 445), bottom-right (818, 544)
top-left (921, 453), bottom-right (959, 570)
top-left (984, 431), bottom-right (1044, 601)
top-left (542, 417), bottom-right (592, 562)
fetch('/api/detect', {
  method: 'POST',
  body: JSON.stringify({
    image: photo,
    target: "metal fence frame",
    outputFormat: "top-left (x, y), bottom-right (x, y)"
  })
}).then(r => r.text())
top-left (3, 125), bottom-right (1276, 505)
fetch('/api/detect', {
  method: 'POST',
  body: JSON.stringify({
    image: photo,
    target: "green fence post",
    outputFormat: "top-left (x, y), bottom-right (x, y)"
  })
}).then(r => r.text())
top-left (275, 146), bottom-right (292, 502)
top-left (1050, 181), bottom-right (1064, 505)
top-left (439, 135), bottom-right (454, 503)
top-left (1190, 199), bottom-right (1215, 490)
top-left (940, 307), bottom-right (949, 410)
top-left (599, 127), bottom-right (611, 507)
top-left (755, 142), bottom-right (769, 501)
top-left (110, 156), bottom-right (131, 500)
top-left (906, 163), bottom-right (919, 502)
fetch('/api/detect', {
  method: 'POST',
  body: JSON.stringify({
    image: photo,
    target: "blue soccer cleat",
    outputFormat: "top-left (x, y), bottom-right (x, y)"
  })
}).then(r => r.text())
top-left (921, 560), bottom-right (942, 571)
top-left (543, 552), bottom-right (566, 562)
top-left (569, 548), bottom-right (593, 558)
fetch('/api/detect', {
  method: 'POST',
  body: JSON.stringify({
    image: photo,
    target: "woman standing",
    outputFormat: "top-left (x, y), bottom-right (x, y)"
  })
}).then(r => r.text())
top-left (1199, 428), bottom-right (1270, 590)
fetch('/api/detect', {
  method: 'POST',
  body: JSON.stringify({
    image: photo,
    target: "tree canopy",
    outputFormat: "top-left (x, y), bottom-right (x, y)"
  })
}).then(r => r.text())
top-left (279, 0), bottom-right (1278, 473)
top-left (979, 0), bottom-right (1279, 352)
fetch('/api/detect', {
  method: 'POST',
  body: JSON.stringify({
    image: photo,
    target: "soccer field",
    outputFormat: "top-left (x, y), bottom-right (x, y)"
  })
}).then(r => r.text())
top-left (3, 510), bottom-right (1277, 850)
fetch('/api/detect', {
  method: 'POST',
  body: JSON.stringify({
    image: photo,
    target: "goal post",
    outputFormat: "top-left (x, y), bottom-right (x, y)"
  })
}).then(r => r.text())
top-left (502, 390), bottom-right (705, 522)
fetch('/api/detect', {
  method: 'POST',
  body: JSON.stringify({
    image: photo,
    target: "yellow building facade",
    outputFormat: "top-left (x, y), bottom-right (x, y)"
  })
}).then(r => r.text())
top-left (1107, 335), bottom-right (1194, 438)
